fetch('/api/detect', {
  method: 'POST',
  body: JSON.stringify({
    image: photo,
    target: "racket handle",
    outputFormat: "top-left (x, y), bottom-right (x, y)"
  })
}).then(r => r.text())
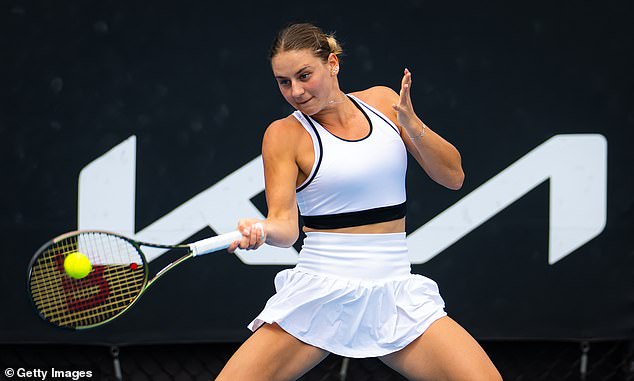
top-left (190, 231), bottom-right (242, 256)
top-left (190, 224), bottom-right (265, 256)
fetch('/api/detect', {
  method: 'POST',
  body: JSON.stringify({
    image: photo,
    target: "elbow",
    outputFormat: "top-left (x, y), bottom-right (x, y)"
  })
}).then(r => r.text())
top-left (265, 219), bottom-right (299, 248)
top-left (279, 230), bottom-right (299, 248)
top-left (284, 223), bottom-right (300, 247)
top-left (447, 170), bottom-right (465, 190)
top-left (267, 235), bottom-right (298, 248)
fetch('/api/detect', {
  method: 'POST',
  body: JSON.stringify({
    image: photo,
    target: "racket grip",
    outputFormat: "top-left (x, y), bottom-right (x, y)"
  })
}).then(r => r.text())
top-left (190, 224), bottom-right (265, 256)
top-left (190, 231), bottom-right (243, 256)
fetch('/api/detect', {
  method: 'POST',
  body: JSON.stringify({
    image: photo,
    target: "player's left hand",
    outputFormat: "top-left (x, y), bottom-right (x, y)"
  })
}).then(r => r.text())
top-left (392, 68), bottom-right (421, 133)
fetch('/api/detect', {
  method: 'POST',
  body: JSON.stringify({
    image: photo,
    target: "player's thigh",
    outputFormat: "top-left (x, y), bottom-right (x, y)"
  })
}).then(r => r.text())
top-left (379, 316), bottom-right (501, 381)
top-left (216, 323), bottom-right (329, 381)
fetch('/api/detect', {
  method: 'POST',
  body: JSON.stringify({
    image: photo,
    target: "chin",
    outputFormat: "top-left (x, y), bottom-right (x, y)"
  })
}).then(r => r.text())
top-left (297, 101), bottom-right (323, 115)
top-left (302, 107), bottom-right (322, 116)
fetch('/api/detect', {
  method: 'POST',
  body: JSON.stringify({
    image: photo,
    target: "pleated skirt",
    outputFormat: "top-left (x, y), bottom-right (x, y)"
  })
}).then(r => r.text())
top-left (248, 232), bottom-right (446, 358)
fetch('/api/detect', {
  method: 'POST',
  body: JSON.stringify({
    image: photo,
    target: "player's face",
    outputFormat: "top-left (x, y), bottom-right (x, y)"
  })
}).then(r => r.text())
top-left (272, 49), bottom-right (334, 115)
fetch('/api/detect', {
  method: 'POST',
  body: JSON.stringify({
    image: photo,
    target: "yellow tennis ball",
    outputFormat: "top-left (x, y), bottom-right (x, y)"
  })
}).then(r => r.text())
top-left (64, 251), bottom-right (92, 279)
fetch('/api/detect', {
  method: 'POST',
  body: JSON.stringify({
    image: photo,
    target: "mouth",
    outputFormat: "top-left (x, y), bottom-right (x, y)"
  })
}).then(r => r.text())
top-left (296, 97), bottom-right (313, 105)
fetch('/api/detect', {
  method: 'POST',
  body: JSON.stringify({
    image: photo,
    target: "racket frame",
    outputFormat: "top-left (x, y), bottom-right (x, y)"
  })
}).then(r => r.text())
top-left (27, 229), bottom-right (238, 330)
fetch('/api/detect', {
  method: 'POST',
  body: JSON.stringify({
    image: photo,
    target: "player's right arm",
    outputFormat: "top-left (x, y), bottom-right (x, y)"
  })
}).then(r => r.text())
top-left (228, 117), bottom-right (302, 252)
top-left (260, 118), bottom-right (302, 247)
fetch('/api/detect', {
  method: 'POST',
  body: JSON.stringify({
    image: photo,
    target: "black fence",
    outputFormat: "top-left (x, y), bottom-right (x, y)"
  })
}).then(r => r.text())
top-left (2, 341), bottom-right (633, 380)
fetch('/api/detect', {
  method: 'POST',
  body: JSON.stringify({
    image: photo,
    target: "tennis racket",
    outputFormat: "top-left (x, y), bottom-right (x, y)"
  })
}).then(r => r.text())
top-left (27, 228), bottom-right (258, 330)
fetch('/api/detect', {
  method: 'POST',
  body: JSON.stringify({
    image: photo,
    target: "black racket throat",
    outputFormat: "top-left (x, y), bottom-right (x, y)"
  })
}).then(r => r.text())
top-left (27, 229), bottom-right (242, 330)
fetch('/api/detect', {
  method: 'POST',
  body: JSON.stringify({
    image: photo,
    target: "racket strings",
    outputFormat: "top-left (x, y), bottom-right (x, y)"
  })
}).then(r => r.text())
top-left (31, 268), bottom-right (145, 321)
top-left (29, 232), bottom-right (146, 328)
top-left (30, 238), bottom-right (78, 316)
top-left (32, 240), bottom-right (143, 327)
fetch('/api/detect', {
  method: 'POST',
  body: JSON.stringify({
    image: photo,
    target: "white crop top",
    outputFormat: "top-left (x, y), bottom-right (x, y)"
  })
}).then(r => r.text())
top-left (294, 95), bottom-right (407, 229)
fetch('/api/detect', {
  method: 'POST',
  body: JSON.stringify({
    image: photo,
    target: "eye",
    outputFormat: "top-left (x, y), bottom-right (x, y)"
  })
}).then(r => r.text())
top-left (299, 72), bottom-right (311, 80)
top-left (278, 79), bottom-right (290, 86)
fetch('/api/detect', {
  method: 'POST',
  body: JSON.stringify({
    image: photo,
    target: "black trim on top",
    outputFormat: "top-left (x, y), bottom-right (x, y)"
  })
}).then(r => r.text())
top-left (306, 97), bottom-right (373, 142)
top-left (297, 114), bottom-right (323, 192)
top-left (345, 96), bottom-right (373, 142)
top-left (354, 97), bottom-right (401, 136)
top-left (302, 201), bottom-right (407, 229)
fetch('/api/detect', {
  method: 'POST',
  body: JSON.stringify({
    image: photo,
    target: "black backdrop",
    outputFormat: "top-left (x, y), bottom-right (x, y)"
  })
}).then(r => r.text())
top-left (2, 1), bottom-right (633, 345)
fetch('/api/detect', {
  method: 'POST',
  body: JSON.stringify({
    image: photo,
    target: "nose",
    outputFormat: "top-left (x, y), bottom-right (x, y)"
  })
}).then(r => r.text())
top-left (291, 81), bottom-right (304, 98)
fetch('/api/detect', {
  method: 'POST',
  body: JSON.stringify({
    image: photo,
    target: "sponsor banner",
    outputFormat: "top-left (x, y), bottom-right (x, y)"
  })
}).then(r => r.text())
top-left (3, 2), bottom-right (633, 344)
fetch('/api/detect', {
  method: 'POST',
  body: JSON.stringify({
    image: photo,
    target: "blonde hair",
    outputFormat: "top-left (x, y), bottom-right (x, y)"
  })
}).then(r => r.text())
top-left (269, 23), bottom-right (343, 63)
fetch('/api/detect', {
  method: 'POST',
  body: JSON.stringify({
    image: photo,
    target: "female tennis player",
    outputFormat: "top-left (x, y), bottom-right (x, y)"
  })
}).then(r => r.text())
top-left (218, 23), bottom-right (501, 381)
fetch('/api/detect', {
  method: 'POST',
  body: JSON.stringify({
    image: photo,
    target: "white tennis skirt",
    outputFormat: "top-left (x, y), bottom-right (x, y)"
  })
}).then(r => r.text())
top-left (248, 232), bottom-right (447, 358)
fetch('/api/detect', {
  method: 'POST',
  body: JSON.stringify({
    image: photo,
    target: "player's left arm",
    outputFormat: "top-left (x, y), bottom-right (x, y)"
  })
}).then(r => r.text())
top-left (362, 73), bottom-right (464, 190)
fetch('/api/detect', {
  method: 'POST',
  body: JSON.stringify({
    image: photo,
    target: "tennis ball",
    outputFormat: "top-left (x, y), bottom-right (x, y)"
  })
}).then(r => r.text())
top-left (64, 251), bottom-right (93, 279)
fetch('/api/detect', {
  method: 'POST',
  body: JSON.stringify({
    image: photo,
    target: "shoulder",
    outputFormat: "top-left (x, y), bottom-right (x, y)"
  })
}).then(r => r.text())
top-left (350, 86), bottom-right (400, 128)
top-left (264, 114), bottom-right (306, 142)
top-left (263, 114), bottom-right (310, 157)
top-left (350, 86), bottom-right (399, 108)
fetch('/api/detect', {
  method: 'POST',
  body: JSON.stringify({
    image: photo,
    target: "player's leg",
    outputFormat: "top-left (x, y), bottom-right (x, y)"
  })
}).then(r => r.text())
top-left (216, 323), bottom-right (329, 381)
top-left (379, 316), bottom-right (501, 381)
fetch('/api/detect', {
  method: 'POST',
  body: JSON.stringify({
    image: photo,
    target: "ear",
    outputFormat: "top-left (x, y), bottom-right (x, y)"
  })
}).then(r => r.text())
top-left (328, 54), bottom-right (340, 75)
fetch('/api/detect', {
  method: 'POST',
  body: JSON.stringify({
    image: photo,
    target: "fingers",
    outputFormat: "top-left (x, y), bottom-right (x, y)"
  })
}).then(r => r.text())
top-left (393, 68), bottom-right (413, 112)
top-left (227, 240), bottom-right (240, 253)
top-left (402, 68), bottom-right (411, 87)
top-left (401, 68), bottom-right (412, 98)
top-left (228, 220), bottom-right (266, 253)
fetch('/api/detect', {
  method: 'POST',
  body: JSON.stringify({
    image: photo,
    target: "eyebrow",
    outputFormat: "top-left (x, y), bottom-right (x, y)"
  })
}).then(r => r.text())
top-left (274, 65), bottom-right (311, 79)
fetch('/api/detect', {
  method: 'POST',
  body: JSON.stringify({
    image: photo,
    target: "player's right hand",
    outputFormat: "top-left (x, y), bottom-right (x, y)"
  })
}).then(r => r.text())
top-left (228, 219), bottom-right (266, 253)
